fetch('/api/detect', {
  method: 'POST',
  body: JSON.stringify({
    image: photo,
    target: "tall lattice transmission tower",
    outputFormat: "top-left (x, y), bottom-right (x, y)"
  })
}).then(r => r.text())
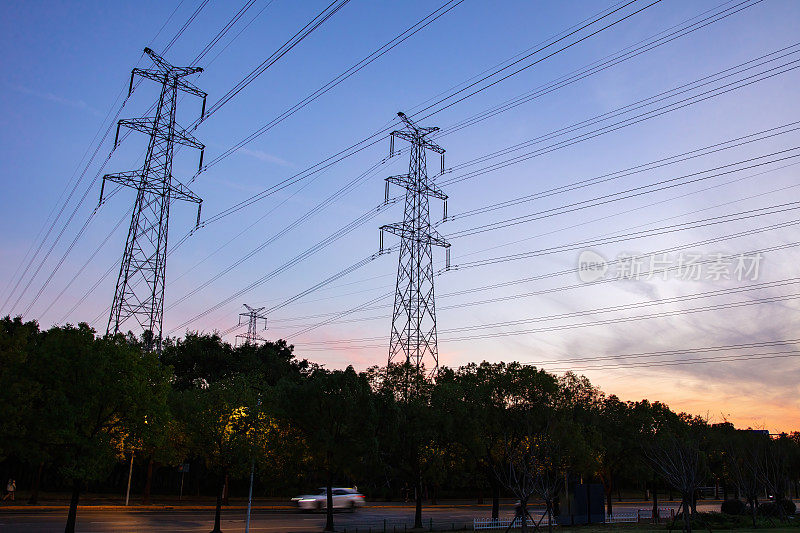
top-left (236, 304), bottom-right (268, 346)
top-left (380, 112), bottom-right (450, 372)
top-left (101, 47), bottom-right (206, 350)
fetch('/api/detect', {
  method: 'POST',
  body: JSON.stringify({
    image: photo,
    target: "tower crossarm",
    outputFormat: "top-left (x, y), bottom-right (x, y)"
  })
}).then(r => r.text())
top-left (395, 111), bottom-right (439, 136)
top-left (381, 222), bottom-right (450, 248)
top-left (386, 174), bottom-right (447, 200)
top-left (103, 171), bottom-right (201, 204)
top-left (391, 130), bottom-right (445, 154)
top-left (168, 177), bottom-right (203, 205)
top-left (142, 47), bottom-right (204, 79)
top-left (117, 118), bottom-right (204, 150)
top-left (132, 68), bottom-right (207, 97)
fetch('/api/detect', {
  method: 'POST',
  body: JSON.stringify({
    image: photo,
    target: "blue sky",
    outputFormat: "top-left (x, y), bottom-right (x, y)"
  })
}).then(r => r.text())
top-left (1, 0), bottom-right (799, 431)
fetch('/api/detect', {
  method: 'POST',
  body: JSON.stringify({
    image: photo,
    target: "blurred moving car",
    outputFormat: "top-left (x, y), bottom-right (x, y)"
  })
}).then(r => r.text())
top-left (291, 487), bottom-right (365, 510)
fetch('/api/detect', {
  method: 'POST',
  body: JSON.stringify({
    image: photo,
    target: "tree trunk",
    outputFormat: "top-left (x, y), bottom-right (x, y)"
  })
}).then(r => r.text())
top-left (414, 469), bottom-right (423, 529)
top-left (28, 462), bottom-right (43, 505)
top-left (211, 473), bottom-right (225, 533)
top-left (682, 498), bottom-right (692, 533)
top-left (491, 477), bottom-right (500, 519)
top-left (652, 479), bottom-right (659, 522)
top-left (222, 473), bottom-right (229, 506)
top-left (142, 455), bottom-right (154, 505)
top-left (690, 490), bottom-right (697, 514)
top-left (324, 466), bottom-right (334, 532)
top-left (64, 479), bottom-right (80, 533)
top-left (604, 479), bottom-right (613, 517)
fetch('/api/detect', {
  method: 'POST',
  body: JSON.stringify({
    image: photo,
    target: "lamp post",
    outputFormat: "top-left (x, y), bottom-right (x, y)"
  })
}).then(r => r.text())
top-left (244, 396), bottom-right (262, 533)
top-left (125, 452), bottom-right (134, 506)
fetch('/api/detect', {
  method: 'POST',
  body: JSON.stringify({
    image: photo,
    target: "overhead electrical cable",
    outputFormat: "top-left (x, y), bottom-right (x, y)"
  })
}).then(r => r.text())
top-left (440, 43), bottom-right (800, 186)
top-left (444, 147), bottom-right (800, 239)
top-left (434, 0), bottom-right (763, 137)
top-left (198, 0), bottom-right (352, 123)
top-left (447, 121), bottom-right (800, 221)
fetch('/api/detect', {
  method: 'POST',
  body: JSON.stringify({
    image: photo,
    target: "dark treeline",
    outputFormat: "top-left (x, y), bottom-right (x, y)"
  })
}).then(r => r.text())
top-left (1, 316), bottom-right (798, 532)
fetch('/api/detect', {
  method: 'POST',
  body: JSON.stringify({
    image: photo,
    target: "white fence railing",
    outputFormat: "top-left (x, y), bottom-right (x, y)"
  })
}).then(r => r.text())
top-left (474, 515), bottom-right (556, 530)
top-left (475, 508), bottom-right (676, 530)
top-left (606, 507), bottom-right (676, 523)
top-left (605, 510), bottom-right (638, 523)
top-left (636, 507), bottom-right (676, 520)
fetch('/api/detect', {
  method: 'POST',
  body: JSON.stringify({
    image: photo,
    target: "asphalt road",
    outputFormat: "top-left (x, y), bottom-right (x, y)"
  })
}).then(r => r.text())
top-left (0, 501), bottom-right (722, 532)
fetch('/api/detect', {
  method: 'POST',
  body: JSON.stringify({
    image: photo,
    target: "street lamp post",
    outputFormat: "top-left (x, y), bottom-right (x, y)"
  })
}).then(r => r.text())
top-left (125, 452), bottom-right (134, 506)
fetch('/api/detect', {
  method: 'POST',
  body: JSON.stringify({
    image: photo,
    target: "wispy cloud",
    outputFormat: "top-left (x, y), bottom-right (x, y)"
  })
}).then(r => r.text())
top-left (238, 147), bottom-right (293, 167)
top-left (9, 83), bottom-right (103, 116)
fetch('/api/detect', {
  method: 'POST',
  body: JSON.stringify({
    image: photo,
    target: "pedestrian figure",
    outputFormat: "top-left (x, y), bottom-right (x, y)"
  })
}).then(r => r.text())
top-left (2, 479), bottom-right (15, 501)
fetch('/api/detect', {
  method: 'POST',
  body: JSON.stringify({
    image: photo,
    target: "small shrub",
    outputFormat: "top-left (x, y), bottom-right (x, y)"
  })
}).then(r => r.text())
top-left (778, 498), bottom-right (797, 515)
top-left (758, 501), bottom-right (780, 517)
top-left (722, 499), bottom-right (746, 515)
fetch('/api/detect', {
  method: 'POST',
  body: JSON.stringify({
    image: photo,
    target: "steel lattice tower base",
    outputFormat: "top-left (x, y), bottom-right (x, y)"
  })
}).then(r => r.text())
top-left (381, 112), bottom-right (449, 372)
top-left (102, 47), bottom-right (206, 350)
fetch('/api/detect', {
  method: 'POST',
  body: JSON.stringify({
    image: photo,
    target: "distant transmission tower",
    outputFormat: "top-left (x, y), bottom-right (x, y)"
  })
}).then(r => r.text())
top-left (236, 304), bottom-right (268, 346)
top-left (380, 112), bottom-right (450, 372)
top-left (101, 47), bottom-right (206, 350)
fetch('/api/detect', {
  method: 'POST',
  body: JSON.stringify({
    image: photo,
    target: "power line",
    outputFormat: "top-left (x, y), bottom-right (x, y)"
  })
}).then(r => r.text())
top-left (177, 29), bottom-right (791, 324)
top-left (253, 121), bottom-right (800, 315)
top-left (298, 289), bottom-right (800, 349)
top-left (165, 194), bottom-right (401, 335)
top-left (284, 239), bottom-right (800, 330)
top-left (204, 0), bottom-right (277, 67)
top-left (444, 147), bottom-right (800, 240)
top-left (456, 202), bottom-right (800, 270)
top-left (47, 0), bottom-right (752, 330)
top-left (541, 350), bottom-right (800, 373)
top-left (523, 338), bottom-right (800, 367)
top-left (412, 0), bottom-right (664, 122)
top-left (204, 0), bottom-right (466, 169)
top-left (440, 43), bottom-right (800, 186)
top-left (283, 216), bottom-right (800, 341)
top-left (198, 0), bottom-right (352, 123)
top-left (79, 0), bottom-right (470, 325)
top-left (194, 0), bottom-right (666, 227)
top-left (190, 0), bottom-right (259, 66)
top-left (164, 161), bottom-right (389, 313)
top-left (447, 121), bottom-right (800, 221)
top-left (146, 1), bottom-right (694, 332)
top-left (434, 0), bottom-right (763, 138)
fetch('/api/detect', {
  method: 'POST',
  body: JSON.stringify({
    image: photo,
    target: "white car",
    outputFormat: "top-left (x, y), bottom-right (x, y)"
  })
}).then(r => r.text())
top-left (292, 487), bottom-right (365, 510)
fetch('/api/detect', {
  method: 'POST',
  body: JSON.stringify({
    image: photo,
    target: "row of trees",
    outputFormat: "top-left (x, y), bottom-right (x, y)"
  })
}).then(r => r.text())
top-left (1, 316), bottom-right (799, 532)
